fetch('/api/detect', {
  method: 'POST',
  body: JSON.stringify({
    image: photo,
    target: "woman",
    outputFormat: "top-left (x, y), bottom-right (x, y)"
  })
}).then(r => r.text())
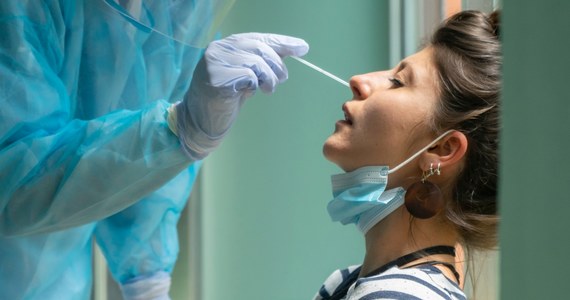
top-left (315, 10), bottom-right (500, 300)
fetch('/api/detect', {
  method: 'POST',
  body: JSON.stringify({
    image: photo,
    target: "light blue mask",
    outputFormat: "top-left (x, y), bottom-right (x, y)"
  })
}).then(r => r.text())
top-left (327, 130), bottom-right (454, 234)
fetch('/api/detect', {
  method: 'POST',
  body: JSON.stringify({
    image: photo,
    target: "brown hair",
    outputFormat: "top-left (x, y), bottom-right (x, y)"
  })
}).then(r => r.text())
top-left (430, 10), bottom-right (501, 251)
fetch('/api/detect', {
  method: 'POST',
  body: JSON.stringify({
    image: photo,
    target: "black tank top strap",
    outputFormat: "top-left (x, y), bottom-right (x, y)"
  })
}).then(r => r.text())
top-left (326, 245), bottom-right (456, 300)
top-left (404, 260), bottom-right (461, 285)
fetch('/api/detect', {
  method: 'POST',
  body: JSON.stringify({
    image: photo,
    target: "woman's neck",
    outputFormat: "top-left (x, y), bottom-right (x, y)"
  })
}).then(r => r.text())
top-left (359, 206), bottom-right (458, 277)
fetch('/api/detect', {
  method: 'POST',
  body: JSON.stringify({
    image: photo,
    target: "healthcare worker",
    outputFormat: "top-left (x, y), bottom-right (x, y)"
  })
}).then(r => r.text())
top-left (0, 0), bottom-right (309, 299)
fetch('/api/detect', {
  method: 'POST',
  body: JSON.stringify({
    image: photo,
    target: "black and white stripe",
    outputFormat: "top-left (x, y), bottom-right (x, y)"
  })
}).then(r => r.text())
top-left (314, 265), bottom-right (466, 300)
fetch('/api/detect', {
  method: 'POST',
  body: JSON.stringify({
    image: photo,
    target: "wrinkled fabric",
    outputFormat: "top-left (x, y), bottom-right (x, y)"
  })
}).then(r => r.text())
top-left (0, 0), bottom-right (232, 298)
top-left (120, 271), bottom-right (171, 300)
top-left (0, 224), bottom-right (96, 299)
top-left (95, 163), bottom-right (201, 283)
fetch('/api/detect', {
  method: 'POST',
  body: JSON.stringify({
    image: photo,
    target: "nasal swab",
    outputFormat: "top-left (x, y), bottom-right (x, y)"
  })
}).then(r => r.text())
top-left (290, 56), bottom-right (350, 88)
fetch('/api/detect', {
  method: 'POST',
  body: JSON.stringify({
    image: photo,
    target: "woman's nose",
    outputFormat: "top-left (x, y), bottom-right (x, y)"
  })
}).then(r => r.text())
top-left (349, 74), bottom-right (372, 100)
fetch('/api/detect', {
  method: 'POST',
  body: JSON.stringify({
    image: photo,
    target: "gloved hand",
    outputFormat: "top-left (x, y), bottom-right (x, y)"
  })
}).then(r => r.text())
top-left (120, 271), bottom-right (171, 300)
top-left (168, 33), bottom-right (309, 160)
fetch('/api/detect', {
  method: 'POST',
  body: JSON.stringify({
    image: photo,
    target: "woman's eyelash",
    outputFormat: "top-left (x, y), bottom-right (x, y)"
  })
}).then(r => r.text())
top-left (389, 77), bottom-right (404, 87)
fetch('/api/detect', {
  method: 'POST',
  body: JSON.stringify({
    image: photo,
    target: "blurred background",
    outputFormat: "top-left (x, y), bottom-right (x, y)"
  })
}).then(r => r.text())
top-left (93, 0), bottom-right (570, 299)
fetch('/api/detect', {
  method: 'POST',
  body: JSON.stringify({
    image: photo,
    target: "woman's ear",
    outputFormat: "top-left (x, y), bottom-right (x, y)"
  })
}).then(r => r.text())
top-left (420, 131), bottom-right (468, 170)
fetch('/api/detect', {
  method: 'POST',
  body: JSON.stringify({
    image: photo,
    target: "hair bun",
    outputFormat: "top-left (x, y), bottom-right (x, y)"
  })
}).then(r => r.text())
top-left (489, 10), bottom-right (501, 38)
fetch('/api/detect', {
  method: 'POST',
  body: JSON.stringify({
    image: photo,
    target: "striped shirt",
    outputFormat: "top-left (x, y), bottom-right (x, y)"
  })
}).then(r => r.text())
top-left (313, 265), bottom-right (466, 300)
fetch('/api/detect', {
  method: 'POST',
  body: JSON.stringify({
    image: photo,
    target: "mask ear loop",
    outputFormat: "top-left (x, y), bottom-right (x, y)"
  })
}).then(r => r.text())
top-left (387, 130), bottom-right (454, 175)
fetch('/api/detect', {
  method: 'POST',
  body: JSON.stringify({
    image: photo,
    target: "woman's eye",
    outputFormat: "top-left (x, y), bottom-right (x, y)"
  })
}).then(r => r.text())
top-left (389, 77), bottom-right (404, 88)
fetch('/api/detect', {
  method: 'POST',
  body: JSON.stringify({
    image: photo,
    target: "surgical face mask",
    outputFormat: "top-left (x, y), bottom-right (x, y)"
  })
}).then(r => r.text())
top-left (327, 130), bottom-right (454, 234)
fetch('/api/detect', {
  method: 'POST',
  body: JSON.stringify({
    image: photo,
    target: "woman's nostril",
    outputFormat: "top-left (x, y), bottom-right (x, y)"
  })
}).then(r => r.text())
top-left (351, 84), bottom-right (364, 99)
top-left (349, 76), bottom-right (368, 99)
top-left (352, 86), bottom-right (360, 98)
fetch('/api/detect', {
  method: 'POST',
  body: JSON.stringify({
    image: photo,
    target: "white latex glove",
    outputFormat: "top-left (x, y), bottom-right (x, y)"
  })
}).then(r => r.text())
top-left (169, 33), bottom-right (309, 160)
top-left (120, 271), bottom-right (171, 300)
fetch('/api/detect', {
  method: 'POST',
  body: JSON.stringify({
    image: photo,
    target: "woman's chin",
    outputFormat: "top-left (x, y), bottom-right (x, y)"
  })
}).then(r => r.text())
top-left (322, 140), bottom-right (337, 161)
top-left (322, 142), bottom-right (346, 168)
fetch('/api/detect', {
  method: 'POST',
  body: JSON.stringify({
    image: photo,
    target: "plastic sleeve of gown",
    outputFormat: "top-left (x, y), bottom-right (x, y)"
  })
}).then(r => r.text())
top-left (0, 0), bottom-right (233, 237)
top-left (0, 223), bottom-right (96, 299)
top-left (0, 0), bottom-right (235, 297)
top-left (94, 162), bottom-right (201, 285)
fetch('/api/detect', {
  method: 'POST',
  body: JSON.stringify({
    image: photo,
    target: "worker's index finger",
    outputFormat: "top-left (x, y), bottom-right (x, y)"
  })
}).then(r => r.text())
top-left (233, 32), bottom-right (310, 58)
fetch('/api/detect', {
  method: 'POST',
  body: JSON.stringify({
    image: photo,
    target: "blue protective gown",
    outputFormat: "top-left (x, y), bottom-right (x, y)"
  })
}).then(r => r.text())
top-left (0, 0), bottom-right (232, 298)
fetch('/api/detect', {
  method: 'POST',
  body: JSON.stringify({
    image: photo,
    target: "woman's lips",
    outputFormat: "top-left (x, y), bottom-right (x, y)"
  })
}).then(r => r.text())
top-left (342, 103), bottom-right (353, 125)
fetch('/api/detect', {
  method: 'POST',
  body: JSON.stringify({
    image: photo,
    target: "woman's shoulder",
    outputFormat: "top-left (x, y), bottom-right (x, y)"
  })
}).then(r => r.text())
top-left (348, 265), bottom-right (466, 300)
top-left (313, 265), bottom-right (361, 300)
